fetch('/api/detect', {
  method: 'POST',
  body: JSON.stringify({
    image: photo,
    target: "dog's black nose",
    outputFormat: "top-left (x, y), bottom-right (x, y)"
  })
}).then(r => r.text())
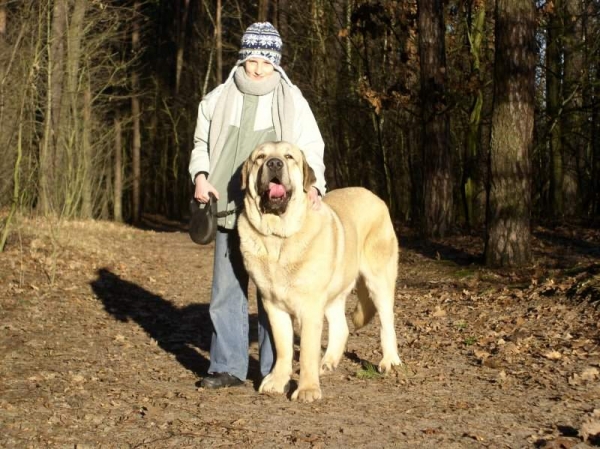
top-left (266, 158), bottom-right (284, 171)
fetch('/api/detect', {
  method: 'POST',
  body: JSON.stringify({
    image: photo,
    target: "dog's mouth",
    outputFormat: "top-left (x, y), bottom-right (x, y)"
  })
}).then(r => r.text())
top-left (259, 177), bottom-right (291, 215)
top-left (268, 178), bottom-right (287, 200)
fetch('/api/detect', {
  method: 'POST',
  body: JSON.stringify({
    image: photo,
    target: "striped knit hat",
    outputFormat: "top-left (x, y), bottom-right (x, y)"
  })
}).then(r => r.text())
top-left (238, 22), bottom-right (282, 66)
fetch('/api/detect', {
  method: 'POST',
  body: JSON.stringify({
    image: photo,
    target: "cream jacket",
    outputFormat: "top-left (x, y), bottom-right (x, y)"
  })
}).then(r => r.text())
top-left (188, 68), bottom-right (327, 195)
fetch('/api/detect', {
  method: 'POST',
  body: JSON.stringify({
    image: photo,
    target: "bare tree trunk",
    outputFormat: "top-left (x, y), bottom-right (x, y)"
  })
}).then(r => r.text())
top-left (216, 0), bottom-right (222, 83)
top-left (39, 0), bottom-right (68, 215)
top-left (418, 0), bottom-right (453, 237)
top-left (562, 0), bottom-right (585, 216)
top-left (81, 80), bottom-right (93, 218)
top-left (311, 0), bottom-right (325, 87)
top-left (131, 0), bottom-right (141, 225)
top-left (114, 115), bottom-right (123, 223)
top-left (0, 122), bottom-right (22, 253)
top-left (0, 0), bottom-right (6, 39)
top-left (175, 0), bottom-right (190, 94)
top-left (0, 0), bottom-right (10, 187)
top-left (65, 0), bottom-right (88, 217)
top-left (276, 0), bottom-right (288, 39)
top-left (484, 0), bottom-right (535, 268)
top-left (258, 0), bottom-right (269, 22)
top-left (593, 50), bottom-right (600, 218)
top-left (272, 0), bottom-right (280, 29)
top-left (546, 0), bottom-right (563, 219)
top-left (463, 1), bottom-right (486, 228)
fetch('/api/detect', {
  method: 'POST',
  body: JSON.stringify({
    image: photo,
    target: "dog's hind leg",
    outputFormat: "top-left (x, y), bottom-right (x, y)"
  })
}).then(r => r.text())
top-left (321, 294), bottom-right (349, 373)
top-left (361, 232), bottom-right (402, 373)
top-left (365, 272), bottom-right (402, 373)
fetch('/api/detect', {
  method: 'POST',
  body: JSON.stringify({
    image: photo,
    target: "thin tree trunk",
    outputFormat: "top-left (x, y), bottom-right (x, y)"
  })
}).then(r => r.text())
top-left (0, 0), bottom-right (6, 39)
top-left (0, 0), bottom-right (12, 180)
top-left (418, 0), bottom-right (453, 237)
top-left (175, 0), bottom-right (190, 94)
top-left (484, 0), bottom-right (535, 267)
top-left (65, 0), bottom-right (88, 217)
top-left (546, 0), bottom-right (563, 219)
top-left (593, 50), bottom-right (600, 218)
top-left (258, 0), bottom-right (269, 21)
top-left (311, 0), bottom-right (325, 88)
top-left (114, 115), bottom-right (123, 223)
top-left (276, 0), bottom-right (288, 39)
top-left (216, 0), bottom-right (222, 83)
top-left (81, 80), bottom-right (93, 218)
top-left (39, 0), bottom-right (68, 215)
top-left (0, 122), bottom-right (22, 253)
top-left (272, 0), bottom-right (280, 29)
top-left (463, 2), bottom-right (486, 228)
top-left (562, 0), bottom-right (585, 216)
top-left (131, 0), bottom-right (141, 224)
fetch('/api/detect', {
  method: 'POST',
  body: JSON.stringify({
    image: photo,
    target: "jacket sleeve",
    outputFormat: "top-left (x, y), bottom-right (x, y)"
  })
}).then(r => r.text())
top-left (188, 99), bottom-right (211, 184)
top-left (292, 90), bottom-right (327, 195)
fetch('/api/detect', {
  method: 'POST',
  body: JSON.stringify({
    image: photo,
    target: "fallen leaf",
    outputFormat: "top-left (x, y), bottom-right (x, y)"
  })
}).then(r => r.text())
top-left (580, 409), bottom-right (600, 443)
top-left (544, 350), bottom-right (562, 360)
top-left (474, 349), bottom-right (490, 361)
top-left (432, 306), bottom-right (446, 318)
top-left (483, 358), bottom-right (502, 369)
top-left (71, 374), bottom-right (85, 383)
top-left (581, 367), bottom-right (599, 382)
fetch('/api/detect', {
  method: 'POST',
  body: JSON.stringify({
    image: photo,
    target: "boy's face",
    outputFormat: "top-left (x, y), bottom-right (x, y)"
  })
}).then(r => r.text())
top-left (243, 58), bottom-right (275, 80)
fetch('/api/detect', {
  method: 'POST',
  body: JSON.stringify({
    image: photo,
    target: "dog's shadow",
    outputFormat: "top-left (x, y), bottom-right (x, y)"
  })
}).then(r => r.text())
top-left (91, 268), bottom-right (262, 382)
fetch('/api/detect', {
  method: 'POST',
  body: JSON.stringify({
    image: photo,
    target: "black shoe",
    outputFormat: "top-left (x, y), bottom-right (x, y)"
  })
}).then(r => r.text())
top-left (200, 372), bottom-right (244, 389)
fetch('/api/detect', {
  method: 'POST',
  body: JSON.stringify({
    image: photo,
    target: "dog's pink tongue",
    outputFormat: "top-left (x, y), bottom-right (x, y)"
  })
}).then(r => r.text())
top-left (269, 182), bottom-right (286, 199)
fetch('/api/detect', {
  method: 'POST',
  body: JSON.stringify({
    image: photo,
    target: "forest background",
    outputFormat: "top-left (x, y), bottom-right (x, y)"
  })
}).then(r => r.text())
top-left (0, 0), bottom-right (598, 267)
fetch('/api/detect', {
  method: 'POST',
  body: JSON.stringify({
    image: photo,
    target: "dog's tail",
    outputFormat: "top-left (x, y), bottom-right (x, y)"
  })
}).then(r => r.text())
top-left (352, 276), bottom-right (376, 329)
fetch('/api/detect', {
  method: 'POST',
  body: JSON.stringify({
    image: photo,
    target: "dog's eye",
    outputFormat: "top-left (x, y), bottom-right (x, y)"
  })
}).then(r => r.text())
top-left (255, 154), bottom-right (266, 161)
top-left (284, 154), bottom-right (294, 160)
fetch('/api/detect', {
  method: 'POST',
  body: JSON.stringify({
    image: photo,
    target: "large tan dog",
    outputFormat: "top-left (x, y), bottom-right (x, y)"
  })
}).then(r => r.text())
top-left (238, 141), bottom-right (401, 402)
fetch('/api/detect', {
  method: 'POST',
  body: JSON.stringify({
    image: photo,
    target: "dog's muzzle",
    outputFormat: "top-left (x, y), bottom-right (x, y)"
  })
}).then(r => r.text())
top-left (258, 157), bottom-right (291, 215)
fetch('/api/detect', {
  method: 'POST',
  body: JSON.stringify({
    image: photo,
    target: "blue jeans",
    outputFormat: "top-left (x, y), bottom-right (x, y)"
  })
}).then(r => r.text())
top-left (207, 227), bottom-right (274, 381)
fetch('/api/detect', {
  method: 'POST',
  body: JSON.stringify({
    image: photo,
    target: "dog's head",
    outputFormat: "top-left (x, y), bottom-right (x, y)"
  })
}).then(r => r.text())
top-left (241, 141), bottom-right (316, 216)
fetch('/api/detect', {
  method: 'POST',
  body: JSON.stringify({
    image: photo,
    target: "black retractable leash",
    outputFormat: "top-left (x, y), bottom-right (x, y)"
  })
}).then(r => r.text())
top-left (189, 193), bottom-right (242, 245)
top-left (189, 193), bottom-right (218, 245)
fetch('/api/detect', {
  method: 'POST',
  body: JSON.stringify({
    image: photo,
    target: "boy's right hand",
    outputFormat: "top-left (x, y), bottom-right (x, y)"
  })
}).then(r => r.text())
top-left (194, 173), bottom-right (219, 203)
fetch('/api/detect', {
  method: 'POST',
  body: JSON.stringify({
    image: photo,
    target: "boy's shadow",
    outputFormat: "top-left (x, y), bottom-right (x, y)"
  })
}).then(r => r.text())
top-left (91, 268), bottom-right (261, 382)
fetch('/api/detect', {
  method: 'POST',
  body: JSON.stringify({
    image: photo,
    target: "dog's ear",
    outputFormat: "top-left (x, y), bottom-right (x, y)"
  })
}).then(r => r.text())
top-left (240, 157), bottom-right (251, 190)
top-left (301, 151), bottom-right (317, 193)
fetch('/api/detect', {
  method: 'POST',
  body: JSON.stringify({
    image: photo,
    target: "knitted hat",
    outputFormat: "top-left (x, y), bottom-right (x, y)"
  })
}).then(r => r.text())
top-left (238, 22), bottom-right (282, 66)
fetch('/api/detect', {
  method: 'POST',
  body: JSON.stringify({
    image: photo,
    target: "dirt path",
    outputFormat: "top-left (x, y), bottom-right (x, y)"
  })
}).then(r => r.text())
top-left (1, 218), bottom-right (599, 448)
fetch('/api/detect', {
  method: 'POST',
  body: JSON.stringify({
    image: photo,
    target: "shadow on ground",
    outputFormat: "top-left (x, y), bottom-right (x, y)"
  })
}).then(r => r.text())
top-left (398, 234), bottom-right (482, 266)
top-left (91, 268), bottom-right (211, 377)
top-left (138, 213), bottom-right (189, 233)
top-left (91, 268), bottom-right (269, 383)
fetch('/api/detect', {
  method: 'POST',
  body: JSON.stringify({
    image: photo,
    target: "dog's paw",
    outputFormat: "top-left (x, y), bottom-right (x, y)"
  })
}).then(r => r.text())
top-left (320, 356), bottom-right (340, 374)
top-left (291, 385), bottom-right (322, 402)
top-left (259, 373), bottom-right (290, 395)
top-left (378, 354), bottom-right (402, 374)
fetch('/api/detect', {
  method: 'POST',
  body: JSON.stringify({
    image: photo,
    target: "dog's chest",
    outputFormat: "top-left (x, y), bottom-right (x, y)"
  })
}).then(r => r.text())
top-left (245, 235), bottom-right (315, 301)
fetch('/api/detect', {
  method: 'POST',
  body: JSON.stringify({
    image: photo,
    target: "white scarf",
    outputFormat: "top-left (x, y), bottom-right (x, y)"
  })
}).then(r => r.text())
top-left (208, 65), bottom-right (295, 168)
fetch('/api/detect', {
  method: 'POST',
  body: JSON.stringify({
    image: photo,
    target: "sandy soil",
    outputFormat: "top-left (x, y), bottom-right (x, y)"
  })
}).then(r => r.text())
top-left (1, 216), bottom-right (599, 448)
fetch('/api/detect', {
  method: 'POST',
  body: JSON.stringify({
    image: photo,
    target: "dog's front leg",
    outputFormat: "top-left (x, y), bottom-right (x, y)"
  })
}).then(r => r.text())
top-left (291, 311), bottom-right (324, 402)
top-left (259, 304), bottom-right (293, 395)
